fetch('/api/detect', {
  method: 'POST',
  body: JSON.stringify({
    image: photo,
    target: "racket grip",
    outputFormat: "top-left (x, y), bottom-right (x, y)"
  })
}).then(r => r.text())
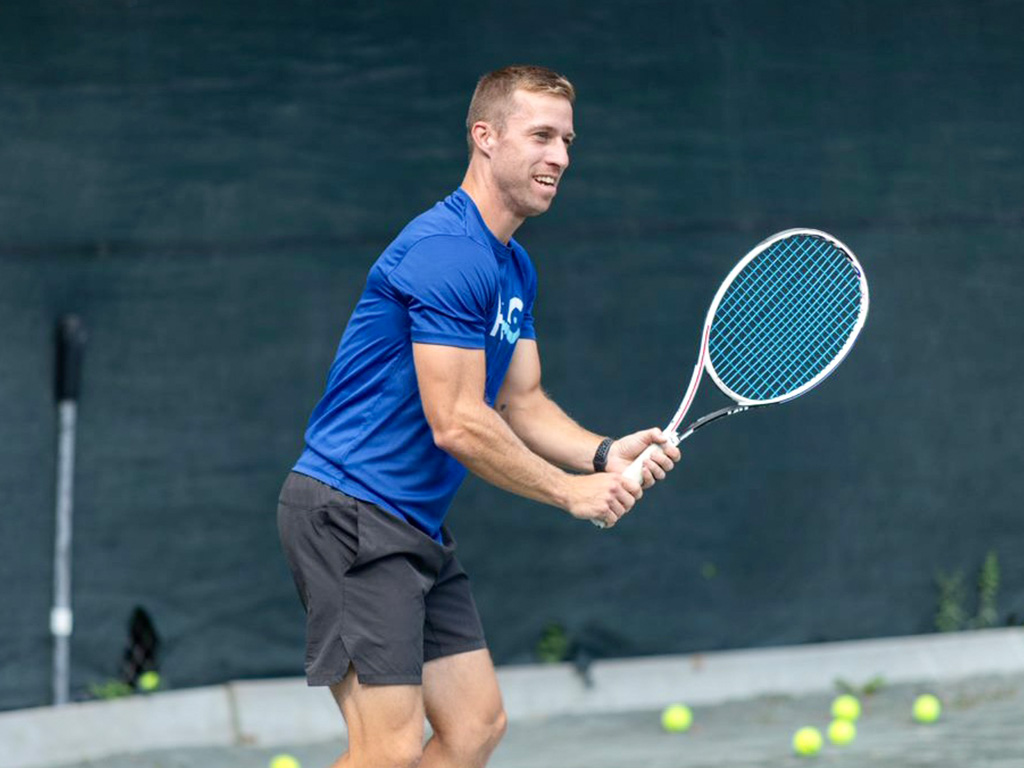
top-left (623, 432), bottom-right (680, 485)
top-left (591, 432), bottom-right (680, 529)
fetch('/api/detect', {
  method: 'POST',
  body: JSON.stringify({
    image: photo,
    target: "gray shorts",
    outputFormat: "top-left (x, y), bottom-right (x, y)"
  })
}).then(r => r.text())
top-left (276, 471), bottom-right (487, 686)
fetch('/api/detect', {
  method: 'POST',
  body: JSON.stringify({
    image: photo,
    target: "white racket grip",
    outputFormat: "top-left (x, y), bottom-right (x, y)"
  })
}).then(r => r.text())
top-left (591, 431), bottom-right (680, 529)
top-left (623, 431), bottom-right (681, 485)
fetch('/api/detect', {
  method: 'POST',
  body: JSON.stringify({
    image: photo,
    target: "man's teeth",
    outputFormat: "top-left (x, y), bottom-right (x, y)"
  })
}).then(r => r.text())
top-left (535, 176), bottom-right (556, 186)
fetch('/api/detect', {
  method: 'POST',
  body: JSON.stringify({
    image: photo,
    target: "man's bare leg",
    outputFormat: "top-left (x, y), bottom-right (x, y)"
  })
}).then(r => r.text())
top-left (328, 665), bottom-right (426, 768)
top-left (420, 649), bottom-right (507, 768)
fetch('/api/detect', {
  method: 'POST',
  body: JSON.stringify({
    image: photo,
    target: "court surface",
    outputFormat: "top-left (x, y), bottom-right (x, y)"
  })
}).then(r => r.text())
top-left (49, 672), bottom-right (1024, 768)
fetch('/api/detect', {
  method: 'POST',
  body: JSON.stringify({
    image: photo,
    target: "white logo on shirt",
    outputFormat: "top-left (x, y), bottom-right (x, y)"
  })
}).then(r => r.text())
top-left (489, 295), bottom-right (523, 344)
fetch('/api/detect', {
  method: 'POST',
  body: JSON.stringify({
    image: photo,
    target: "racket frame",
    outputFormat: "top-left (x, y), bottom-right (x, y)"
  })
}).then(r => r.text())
top-left (663, 228), bottom-right (868, 440)
top-left (604, 228), bottom-right (869, 518)
top-left (703, 228), bottom-right (869, 409)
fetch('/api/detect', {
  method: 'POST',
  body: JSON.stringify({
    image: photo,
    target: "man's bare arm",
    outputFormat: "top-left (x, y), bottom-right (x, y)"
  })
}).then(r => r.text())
top-left (494, 340), bottom-right (680, 481)
top-left (413, 342), bottom-right (641, 527)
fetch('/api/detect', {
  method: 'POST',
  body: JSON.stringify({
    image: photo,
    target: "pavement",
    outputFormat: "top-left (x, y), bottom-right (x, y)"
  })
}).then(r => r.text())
top-left (7, 628), bottom-right (1024, 768)
top-left (48, 672), bottom-right (1024, 768)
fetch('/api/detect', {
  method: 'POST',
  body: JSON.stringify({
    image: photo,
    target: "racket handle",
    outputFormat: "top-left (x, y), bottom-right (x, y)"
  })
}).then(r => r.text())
top-left (591, 432), bottom-right (680, 529)
top-left (623, 444), bottom-right (658, 485)
top-left (623, 431), bottom-right (680, 484)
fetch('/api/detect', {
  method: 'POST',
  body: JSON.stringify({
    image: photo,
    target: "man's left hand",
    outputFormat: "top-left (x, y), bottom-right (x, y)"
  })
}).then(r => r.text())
top-left (605, 428), bottom-right (681, 489)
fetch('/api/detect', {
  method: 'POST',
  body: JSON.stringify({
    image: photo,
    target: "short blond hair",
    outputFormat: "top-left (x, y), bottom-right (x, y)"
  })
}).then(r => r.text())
top-left (466, 65), bottom-right (576, 156)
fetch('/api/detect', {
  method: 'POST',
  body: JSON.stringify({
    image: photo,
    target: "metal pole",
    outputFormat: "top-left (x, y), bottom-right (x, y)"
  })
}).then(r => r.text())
top-left (52, 400), bottom-right (76, 705)
top-left (52, 315), bottom-right (86, 706)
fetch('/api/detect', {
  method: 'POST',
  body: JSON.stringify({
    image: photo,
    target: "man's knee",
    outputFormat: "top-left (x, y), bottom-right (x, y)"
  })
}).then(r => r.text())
top-left (439, 703), bottom-right (508, 757)
top-left (381, 739), bottom-right (424, 768)
top-left (479, 703), bottom-right (508, 748)
top-left (490, 705), bottom-right (509, 745)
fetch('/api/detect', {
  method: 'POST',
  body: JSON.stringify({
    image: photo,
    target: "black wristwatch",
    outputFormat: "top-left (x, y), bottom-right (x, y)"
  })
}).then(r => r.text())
top-left (592, 437), bottom-right (614, 473)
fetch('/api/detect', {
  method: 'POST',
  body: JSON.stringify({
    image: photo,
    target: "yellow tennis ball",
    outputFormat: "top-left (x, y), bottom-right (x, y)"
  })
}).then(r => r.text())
top-left (831, 693), bottom-right (861, 722)
top-left (137, 671), bottom-right (160, 692)
top-left (792, 726), bottom-right (823, 756)
top-left (269, 755), bottom-right (301, 768)
top-left (827, 718), bottom-right (857, 745)
top-left (913, 694), bottom-right (942, 723)
top-left (660, 703), bottom-right (693, 732)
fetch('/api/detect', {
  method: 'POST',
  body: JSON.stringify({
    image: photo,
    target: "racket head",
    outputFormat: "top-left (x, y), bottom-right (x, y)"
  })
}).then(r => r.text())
top-left (703, 228), bottom-right (869, 406)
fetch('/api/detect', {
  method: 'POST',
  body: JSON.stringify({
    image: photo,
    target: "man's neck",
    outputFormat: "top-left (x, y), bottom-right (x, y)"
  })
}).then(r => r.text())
top-left (460, 166), bottom-right (522, 245)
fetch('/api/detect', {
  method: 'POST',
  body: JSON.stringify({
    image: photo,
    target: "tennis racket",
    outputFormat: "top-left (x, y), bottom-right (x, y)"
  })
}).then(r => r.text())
top-left (598, 228), bottom-right (868, 527)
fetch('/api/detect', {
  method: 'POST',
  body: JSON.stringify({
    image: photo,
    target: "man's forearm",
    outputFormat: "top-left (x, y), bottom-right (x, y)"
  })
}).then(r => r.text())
top-left (498, 389), bottom-right (604, 473)
top-left (435, 399), bottom-right (575, 509)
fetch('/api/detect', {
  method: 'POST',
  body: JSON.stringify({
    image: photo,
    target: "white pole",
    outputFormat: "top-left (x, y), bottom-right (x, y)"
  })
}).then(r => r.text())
top-left (52, 315), bottom-right (86, 706)
top-left (52, 400), bottom-right (77, 706)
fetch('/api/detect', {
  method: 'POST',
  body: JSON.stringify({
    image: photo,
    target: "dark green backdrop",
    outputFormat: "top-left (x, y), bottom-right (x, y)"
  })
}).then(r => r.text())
top-left (2, 0), bottom-right (1023, 711)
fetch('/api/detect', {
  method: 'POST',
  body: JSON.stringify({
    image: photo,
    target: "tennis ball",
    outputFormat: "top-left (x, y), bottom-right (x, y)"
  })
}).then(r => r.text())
top-left (660, 703), bottom-right (693, 732)
top-left (827, 718), bottom-right (856, 745)
top-left (831, 693), bottom-right (861, 722)
top-left (913, 693), bottom-right (942, 723)
top-left (137, 671), bottom-right (160, 692)
top-left (269, 755), bottom-right (301, 768)
top-left (792, 726), bottom-right (823, 756)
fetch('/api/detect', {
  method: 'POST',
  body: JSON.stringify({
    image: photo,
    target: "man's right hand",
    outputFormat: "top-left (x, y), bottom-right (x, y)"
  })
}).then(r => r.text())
top-left (565, 472), bottom-right (642, 528)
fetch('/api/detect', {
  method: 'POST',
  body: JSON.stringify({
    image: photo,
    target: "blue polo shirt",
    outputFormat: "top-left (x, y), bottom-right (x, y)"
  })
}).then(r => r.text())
top-left (295, 188), bottom-right (538, 539)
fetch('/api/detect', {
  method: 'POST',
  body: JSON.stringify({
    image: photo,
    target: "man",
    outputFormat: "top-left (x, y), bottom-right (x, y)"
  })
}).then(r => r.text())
top-left (278, 65), bottom-right (681, 768)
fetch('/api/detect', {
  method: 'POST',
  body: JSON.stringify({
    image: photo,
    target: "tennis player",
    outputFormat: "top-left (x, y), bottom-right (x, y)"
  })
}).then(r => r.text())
top-left (278, 65), bottom-right (681, 768)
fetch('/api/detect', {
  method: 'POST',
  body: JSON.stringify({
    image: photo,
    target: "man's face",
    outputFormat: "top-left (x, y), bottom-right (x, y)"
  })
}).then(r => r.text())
top-left (487, 90), bottom-right (575, 219)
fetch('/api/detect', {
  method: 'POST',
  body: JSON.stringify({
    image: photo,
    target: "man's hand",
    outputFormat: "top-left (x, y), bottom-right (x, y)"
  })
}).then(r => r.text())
top-left (605, 428), bottom-right (681, 489)
top-left (564, 472), bottom-right (643, 528)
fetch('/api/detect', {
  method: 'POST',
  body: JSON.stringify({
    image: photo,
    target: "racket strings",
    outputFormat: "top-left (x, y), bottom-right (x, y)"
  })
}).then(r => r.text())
top-left (721, 239), bottom-right (840, 348)
top-left (715, 240), bottom-right (859, 397)
top-left (728, 250), bottom-right (859, 387)
top-left (709, 235), bottom-right (863, 401)
top-left (717, 249), bottom-right (859, 395)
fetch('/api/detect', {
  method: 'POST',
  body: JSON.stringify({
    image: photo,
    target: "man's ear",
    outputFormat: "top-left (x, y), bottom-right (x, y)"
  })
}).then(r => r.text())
top-left (471, 121), bottom-right (496, 156)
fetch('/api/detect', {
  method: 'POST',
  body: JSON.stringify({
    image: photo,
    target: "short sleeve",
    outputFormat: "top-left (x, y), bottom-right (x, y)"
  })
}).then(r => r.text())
top-left (387, 236), bottom-right (497, 349)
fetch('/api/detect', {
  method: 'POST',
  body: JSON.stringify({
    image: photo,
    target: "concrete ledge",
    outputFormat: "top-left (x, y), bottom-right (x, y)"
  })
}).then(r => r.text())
top-left (229, 677), bottom-right (343, 746)
top-left (498, 626), bottom-right (1024, 718)
top-left (3, 628), bottom-right (1023, 768)
top-left (0, 686), bottom-right (234, 768)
